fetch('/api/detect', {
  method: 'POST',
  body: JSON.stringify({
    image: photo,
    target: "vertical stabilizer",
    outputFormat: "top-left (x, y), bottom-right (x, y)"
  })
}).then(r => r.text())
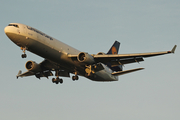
top-left (107, 41), bottom-right (120, 54)
top-left (106, 41), bottom-right (122, 71)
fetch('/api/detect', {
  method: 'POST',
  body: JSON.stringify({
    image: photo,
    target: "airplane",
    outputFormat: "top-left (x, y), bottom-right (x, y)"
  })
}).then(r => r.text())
top-left (4, 23), bottom-right (177, 84)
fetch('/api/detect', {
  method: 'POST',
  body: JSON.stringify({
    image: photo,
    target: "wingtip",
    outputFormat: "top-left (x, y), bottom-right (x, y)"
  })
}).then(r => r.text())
top-left (140, 68), bottom-right (145, 70)
top-left (16, 70), bottom-right (22, 79)
top-left (138, 68), bottom-right (145, 71)
top-left (171, 45), bottom-right (177, 53)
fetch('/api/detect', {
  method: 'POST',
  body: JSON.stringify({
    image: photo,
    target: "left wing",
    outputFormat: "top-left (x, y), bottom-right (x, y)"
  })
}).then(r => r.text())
top-left (93, 45), bottom-right (177, 64)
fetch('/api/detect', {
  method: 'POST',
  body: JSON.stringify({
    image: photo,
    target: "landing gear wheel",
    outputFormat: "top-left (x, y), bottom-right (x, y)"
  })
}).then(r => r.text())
top-left (75, 76), bottom-right (79, 80)
top-left (59, 79), bottom-right (63, 84)
top-left (21, 47), bottom-right (27, 58)
top-left (72, 76), bottom-right (75, 81)
top-left (52, 78), bottom-right (55, 83)
top-left (56, 77), bottom-right (60, 84)
top-left (21, 54), bottom-right (27, 58)
top-left (72, 76), bottom-right (79, 81)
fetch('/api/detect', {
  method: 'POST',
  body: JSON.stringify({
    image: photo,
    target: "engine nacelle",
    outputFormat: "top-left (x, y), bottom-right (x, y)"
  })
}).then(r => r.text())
top-left (97, 52), bottom-right (106, 55)
top-left (25, 61), bottom-right (42, 72)
top-left (77, 52), bottom-right (95, 64)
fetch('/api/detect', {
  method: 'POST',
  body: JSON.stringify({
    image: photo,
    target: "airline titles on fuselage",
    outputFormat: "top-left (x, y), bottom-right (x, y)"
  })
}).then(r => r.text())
top-left (26, 26), bottom-right (53, 40)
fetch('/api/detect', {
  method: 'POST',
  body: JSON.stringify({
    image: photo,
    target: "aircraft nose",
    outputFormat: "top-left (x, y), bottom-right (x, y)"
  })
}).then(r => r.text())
top-left (4, 26), bottom-right (9, 34)
top-left (4, 26), bottom-right (13, 35)
top-left (4, 26), bottom-right (17, 41)
top-left (4, 26), bottom-right (16, 37)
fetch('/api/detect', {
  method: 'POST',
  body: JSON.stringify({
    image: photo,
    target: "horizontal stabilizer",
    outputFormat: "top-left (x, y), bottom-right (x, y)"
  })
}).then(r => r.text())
top-left (112, 68), bottom-right (144, 76)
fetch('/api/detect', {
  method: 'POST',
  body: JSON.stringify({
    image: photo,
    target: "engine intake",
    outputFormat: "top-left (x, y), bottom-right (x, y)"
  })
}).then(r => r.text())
top-left (97, 52), bottom-right (106, 55)
top-left (25, 61), bottom-right (42, 72)
top-left (77, 52), bottom-right (95, 64)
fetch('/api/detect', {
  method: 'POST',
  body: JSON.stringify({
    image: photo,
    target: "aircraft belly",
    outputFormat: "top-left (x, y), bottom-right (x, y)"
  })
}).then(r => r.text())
top-left (28, 40), bottom-right (59, 60)
top-left (88, 70), bottom-right (118, 82)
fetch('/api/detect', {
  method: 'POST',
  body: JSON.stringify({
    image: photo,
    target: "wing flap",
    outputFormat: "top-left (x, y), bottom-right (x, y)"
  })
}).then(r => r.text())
top-left (35, 71), bottom-right (54, 78)
top-left (111, 57), bottom-right (144, 67)
top-left (17, 70), bottom-right (54, 79)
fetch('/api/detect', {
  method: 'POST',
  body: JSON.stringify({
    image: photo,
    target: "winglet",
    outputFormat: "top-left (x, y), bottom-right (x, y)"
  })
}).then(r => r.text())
top-left (16, 70), bottom-right (22, 79)
top-left (171, 45), bottom-right (177, 53)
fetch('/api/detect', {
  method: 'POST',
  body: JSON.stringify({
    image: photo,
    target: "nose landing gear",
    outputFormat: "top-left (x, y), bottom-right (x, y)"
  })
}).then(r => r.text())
top-left (21, 54), bottom-right (27, 58)
top-left (72, 71), bottom-right (79, 81)
top-left (21, 47), bottom-right (27, 58)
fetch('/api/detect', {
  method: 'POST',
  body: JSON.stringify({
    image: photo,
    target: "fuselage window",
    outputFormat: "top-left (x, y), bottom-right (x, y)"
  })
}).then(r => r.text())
top-left (8, 24), bottom-right (19, 28)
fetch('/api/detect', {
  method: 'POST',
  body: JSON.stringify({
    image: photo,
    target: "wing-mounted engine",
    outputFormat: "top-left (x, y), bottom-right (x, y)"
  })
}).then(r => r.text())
top-left (25, 61), bottom-right (42, 72)
top-left (77, 52), bottom-right (95, 65)
top-left (17, 60), bottom-right (54, 79)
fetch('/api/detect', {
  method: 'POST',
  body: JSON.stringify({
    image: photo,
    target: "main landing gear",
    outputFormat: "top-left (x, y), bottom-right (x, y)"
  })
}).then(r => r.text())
top-left (52, 70), bottom-right (63, 84)
top-left (72, 75), bottom-right (79, 81)
top-left (21, 47), bottom-right (27, 58)
top-left (72, 71), bottom-right (79, 81)
top-left (52, 77), bottom-right (63, 84)
top-left (51, 71), bottom-right (79, 84)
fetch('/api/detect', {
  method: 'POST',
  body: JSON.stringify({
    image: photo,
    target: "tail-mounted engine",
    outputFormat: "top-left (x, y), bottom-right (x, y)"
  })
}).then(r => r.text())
top-left (25, 61), bottom-right (42, 72)
top-left (96, 52), bottom-right (106, 55)
top-left (77, 52), bottom-right (95, 65)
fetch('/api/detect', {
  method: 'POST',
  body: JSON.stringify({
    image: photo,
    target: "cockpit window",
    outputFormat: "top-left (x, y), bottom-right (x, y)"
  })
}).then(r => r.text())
top-left (8, 24), bottom-right (19, 28)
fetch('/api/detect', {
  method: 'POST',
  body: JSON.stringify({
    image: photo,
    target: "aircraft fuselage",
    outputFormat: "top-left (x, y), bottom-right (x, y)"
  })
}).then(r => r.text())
top-left (4, 23), bottom-right (118, 81)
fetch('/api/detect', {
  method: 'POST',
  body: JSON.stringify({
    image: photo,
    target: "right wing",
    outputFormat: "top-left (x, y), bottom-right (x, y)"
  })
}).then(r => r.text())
top-left (16, 70), bottom-right (34, 78)
top-left (16, 59), bottom-right (70, 79)
top-left (16, 70), bottom-right (53, 79)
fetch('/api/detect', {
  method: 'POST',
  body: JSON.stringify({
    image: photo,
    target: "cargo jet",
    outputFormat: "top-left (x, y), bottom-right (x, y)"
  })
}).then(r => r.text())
top-left (4, 23), bottom-right (177, 84)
